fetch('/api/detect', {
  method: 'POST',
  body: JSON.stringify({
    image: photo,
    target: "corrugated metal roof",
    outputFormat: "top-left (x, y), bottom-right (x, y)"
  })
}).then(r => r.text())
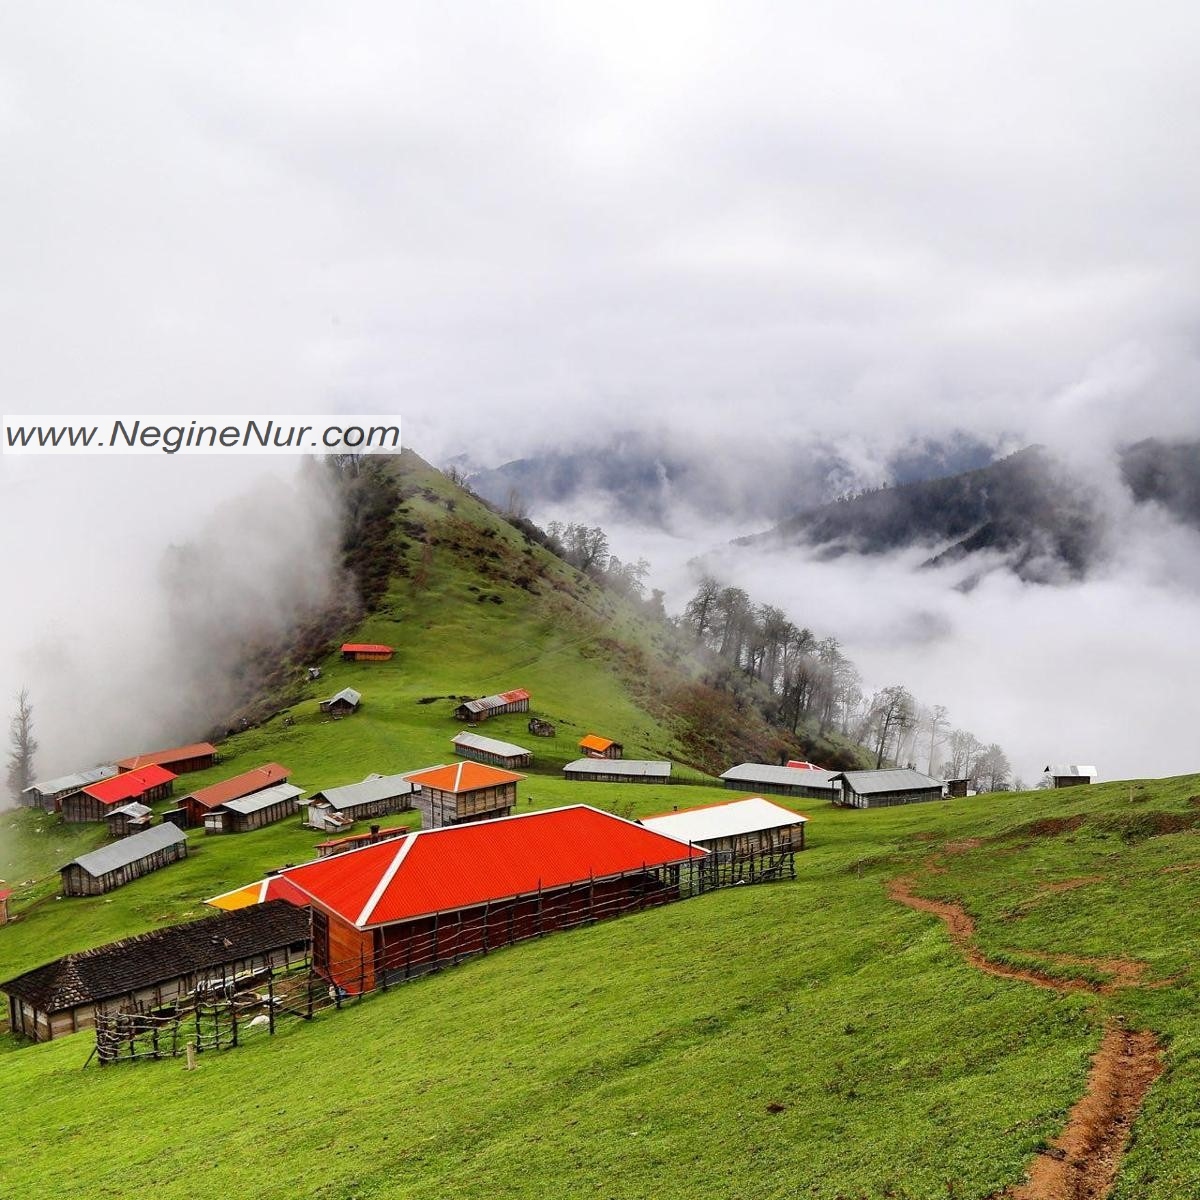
top-left (221, 783), bottom-right (306, 815)
top-left (63, 823), bottom-right (187, 878)
top-left (579, 734), bottom-right (618, 752)
top-left (281, 804), bottom-right (705, 928)
top-left (204, 875), bottom-right (311, 911)
top-left (786, 760), bottom-right (827, 771)
top-left (308, 773), bottom-right (417, 811)
top-left (341, 643), bottom-right (393, 654)
top-left (452, 731), bottom-right (532, 758)
top-left (116, 743), bottom-right (216, 771)
top-left (83, 765), bottom-right (176, 805)
top-left (641, 797), bottom-right (807, 844)
top-left (830, 768), bottom-right (943, 794)
top-left (182, 764), bottom-right (291, 811)
top-left (108, 802), bottom-right (152, 819)
top-left (1044, 764), bottom-right (1097, 778)
top-left (24, 765), bottom-right (118, 796)
top-left (458, 688), bottom-right (530, 714)
top-left (404, 761), bottom-right (525, 793)
top-left (720, 763), bottom-right (837, 787)
top-left (563, 759), bottom-right (671, 778)
top-left (324, 687), bottom-right (361, 707)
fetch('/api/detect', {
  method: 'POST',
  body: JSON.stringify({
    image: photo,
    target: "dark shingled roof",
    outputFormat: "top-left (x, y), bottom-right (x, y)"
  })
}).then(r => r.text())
top-left (1, 901), bottom-right (310, 1013)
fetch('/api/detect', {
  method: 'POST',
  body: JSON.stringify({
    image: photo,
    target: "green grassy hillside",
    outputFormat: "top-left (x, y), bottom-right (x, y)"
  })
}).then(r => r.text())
top-left (2, 452), bottom-right (1198, 1198)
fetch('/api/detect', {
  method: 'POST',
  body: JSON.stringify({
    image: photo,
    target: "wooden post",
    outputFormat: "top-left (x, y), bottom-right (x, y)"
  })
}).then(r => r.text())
top-left (194, 1005), bottom-right (202, 1053)
top-left (185, 1041), bottom-right (196, 1071)
top-left (306, 971), bottom-right (314, 1020)
top-left (267, 973), bottom-right (276, 1034)
top-left (359, 945), bottom-right (366, 997)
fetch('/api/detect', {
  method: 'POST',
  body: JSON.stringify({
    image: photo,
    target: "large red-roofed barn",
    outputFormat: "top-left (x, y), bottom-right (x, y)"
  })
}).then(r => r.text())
top-left (60, 766), bottom-right (176, 823)
top-left (116, 742), bottom-right (216, 774)
top-left (279, 805), bottom-right (704, 994)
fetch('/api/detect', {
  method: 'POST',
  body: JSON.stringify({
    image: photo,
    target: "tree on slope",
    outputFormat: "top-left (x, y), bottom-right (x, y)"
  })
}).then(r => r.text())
top-left (6, 687), bottom-right (37, 804)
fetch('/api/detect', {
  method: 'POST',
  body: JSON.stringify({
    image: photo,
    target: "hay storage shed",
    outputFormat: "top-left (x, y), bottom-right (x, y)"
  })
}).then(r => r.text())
top-left (719, 763), bottom-right (836, 799)
top-left (1044, 764), bottom-right (1097, 789)
top-left (105, 802), bottom-right (153, 839)
top-left (203, 783), bottom-right (306, 834)
top-left (452, 688), bottom-right (531, 724)
top-left (179, 763), bottom-right (291, 828)
top-left (829, 768), bottom-right (945, 809)
top-left (21, 766), bottom-right (118, 812)
top-left (563, 759), bottom-right (672, 784)
top-left (60, 824), bottom-right (189, 897)
top-left (319, 687), bottom-right (362, 717)
top-left (451, 730), bottom-right (534, 769)
top-left (305, 774), bottom-right (417, 831)
top-left (340, 643), bottom-right (394, 662)
top-left (579, 734), bottom-right (623, 759)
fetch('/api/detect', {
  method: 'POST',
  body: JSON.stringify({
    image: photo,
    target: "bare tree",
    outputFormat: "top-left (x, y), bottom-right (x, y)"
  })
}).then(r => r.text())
top-left (924, 704), bottom-right (949, 775)
top-left (6, 687), bottom-right (37, 804)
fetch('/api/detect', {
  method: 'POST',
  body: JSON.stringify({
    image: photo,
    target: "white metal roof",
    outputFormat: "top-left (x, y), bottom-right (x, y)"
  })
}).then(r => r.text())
top-left (720, 763), bottom-right (837, 787)
top-left (641, 797), bottom-right (807, 845)
top-left (563, 759), bottom-right (671, 778)
top-left (309, 773), bottom-right (417, 811)
top-left (452, 730), bottom-right (532, 758)
top-left (25, 765), bottom-right (118, 796)
top-left (324, 687), bottom-right (361, 707)
top-left (221, 783), bottom-right (306, 815)
top-left (107, 801), bottom-right (152, 819)
top-left (64, 823), bottom-right (187, 877)
top-left (1044, 764), bottom-right (1097, 778)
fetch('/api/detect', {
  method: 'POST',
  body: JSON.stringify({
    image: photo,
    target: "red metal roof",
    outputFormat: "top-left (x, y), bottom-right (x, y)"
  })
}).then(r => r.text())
top-left (403, 761), bottom-right (525, 793)
top-left (83, 765), bottom-right (176, 806)
top-left (204, 874), bottom-right (311, 911)
top-left (341, 643), bottom-right (393, 654)
top-left (116, 742), bottom-right (216, 771)
top-left (500, 688), bottom-right (530, 703)
top-left (183, 764), bottom-right (291, 811)
top-left (786, 760), bottom-right (828, 771)
top-left (282, 805), bottom-right (706, 928)
top-left (580, 734), bottom-right (618, 752)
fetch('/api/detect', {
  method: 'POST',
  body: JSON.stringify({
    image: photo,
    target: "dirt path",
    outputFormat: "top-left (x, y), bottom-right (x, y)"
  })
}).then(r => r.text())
top-left (887, 870), bottom-right (1165, 1199)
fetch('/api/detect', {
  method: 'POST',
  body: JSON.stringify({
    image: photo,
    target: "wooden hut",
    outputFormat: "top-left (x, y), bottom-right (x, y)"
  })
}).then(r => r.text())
top-left (641, 797), bottom-right (807, 886)
top-left (277, 805), bottom-right (706, 994)
top-left (451, 730), bottom-right (534, 769)
top-left (203, 783), bottom-right (306, 835)
top-left (61, 765), bottom-right (176, 824)
top-left (453, 688), bottom-right (531, 724)
top-left (405, 762), bottom-right (523, 828)
top-left (527, 718), bottom-right (556, 737)
top-left (1044, 764), bottom-right (1096, 789)
top-left (1, 902), bottom-right (309, 1042)
top-left (21, 765), bottom-right (118, 812)
top-left (105, 802), bottom-right (153, 839)
top-left (305, 774), bottom-right (417, 832)
top-left (116, 742), bottom-right (216, 775)
top-left (719, 763), bottom-right (836, 799)
top-left (829, 769), bottom-right (944, 809)
top-left (319, 687), bottom-right (361, 717)
top-left (340, 643), bottom-right (394, 662)
top-left (179, 763), bottom-right (291, 828)
top-left (60, 824), bottom-right (189, 897)
top-left (579, 734), bottom-right (623, 760)
top-left (563, 759), bottom-right (671, 784)
top-left (945, 778), bottom-right (970, 798)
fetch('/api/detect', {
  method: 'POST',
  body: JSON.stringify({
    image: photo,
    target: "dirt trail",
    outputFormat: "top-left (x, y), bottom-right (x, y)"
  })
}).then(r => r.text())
top-left (888, 867), bottom-right (1165, 1199)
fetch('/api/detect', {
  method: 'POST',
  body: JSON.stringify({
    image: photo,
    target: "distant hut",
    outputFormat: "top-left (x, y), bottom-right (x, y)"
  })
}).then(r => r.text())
top-left (452, 730), bottom-right (534, 769)
top-left (1044, 764), bottom-right (1096, 789)
top-left (116, 742), bottom-right (216, 775)
top-left (719, 763), bottom-right (836, 800)
top-left (319, 687), bottom-right (362, 718)
top-left (305, 774), bottom-right (417, 832)
top-left (563, 759), bottom-right (672, 784)
top-left (579, 734), bottom-right (623, 760)
top-left (340, 643), bottom-right (394, 662)
top-left (829, 769), bottom-right (944, 809)
top-left (105, 801), bottom-right (153, 839)
top-left (453, 688), bottom-right (531, 724)
top-left (60, 824), bottom-right (188, 897)
top-left (179, 763), bottom-right (291, 828)
top-left (527, 717), bottom-right (556, 737)
top-left (203, 783), bottom-right (306, 835)
top-left (404, 762), bottom-right (523, 828)
top-left (945, 778), bottom-right (970, 798)
top-left (21, 766), bottom-right (118, 813)
top-left (61, 765), bottom-right (176, 824)
top-left (1, 902), bottom-right (309, 1042)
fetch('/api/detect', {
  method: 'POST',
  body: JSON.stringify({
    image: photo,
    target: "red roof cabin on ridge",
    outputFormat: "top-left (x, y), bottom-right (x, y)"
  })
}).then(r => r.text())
top-left (340, 643), bottom-right (394, 662)
top-left (278, 804), bottom-right (705, 994)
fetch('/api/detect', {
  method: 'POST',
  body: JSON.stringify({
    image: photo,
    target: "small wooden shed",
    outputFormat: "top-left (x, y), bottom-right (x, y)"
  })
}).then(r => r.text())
top-left (305, 774), bottom-right (417, 831)
top-left (1044, 764), bottom-right (1096, 789)
top-left (945, 778), bottom-right (970, 798)
top-left (105, 802), bottom-right (153, 839)
top-left (453, 688), bottom-right (531, 724)
top-left (579, 734), bottom-right (623, 760)
top-left (405, 762), bottom-right (523, 828)
top-left (21, 766), bottom-right (118, 812)
top-left (830, 769), bottom-right (945, 809)
top-left (60, 824), bottom-right (189, 897)
top-left (452, 730), bottom-right (534, 769)
top-left (203, 783), bottom-right (306, 835)
top-left (341, 643), bottom-right (394, 662)
top-left (179, 763), bottom-right (292, 828)
top-left (319, 687), bottom-right (362, 718)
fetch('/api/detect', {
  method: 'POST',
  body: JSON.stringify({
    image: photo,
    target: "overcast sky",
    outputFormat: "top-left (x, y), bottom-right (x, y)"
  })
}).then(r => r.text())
top-left (2, 3), bottom-right (1200, 783)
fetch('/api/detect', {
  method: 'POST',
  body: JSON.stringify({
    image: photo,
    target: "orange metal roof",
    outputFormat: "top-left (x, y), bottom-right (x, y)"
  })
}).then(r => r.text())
top-left (403, 761), bottom-right (524, 794)
top-left (204, 874), bottom-right (311, 911)
top-left (281, 805), bottom-right (706, 929)
top-left (341, 643), bottom-right (393, 654)
top-left (83, 765), bottom-right (176, 805)
top-left (116, 742), bottom-right (216, 771)
top-left (579, 734), bottom-right (616, 752)
top-left (183, 763), bottom-right (291, 811)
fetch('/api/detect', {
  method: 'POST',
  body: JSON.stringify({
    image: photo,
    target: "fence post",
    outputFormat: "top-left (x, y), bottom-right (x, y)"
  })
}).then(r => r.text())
top-left (306, 971), bottom-right (314, 1020)
top-left (359, 945), bottom-right (366, 998)
top-left (536, 882), bottom-right (543, 936)
top-left (194, 1006), bottom-right (203, 1054)
top-left (268, 973), bottom-right (276, 1035)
